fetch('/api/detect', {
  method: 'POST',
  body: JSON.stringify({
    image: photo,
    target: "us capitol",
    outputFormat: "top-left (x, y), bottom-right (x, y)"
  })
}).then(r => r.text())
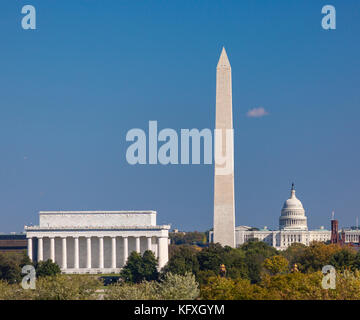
top-left (213, 184), bottom-right (332, 250)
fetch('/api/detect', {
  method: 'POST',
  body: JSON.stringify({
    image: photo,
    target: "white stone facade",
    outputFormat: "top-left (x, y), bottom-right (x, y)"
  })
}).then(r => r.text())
top-left (234, 226), bottom-right (330, 250)
top-left (341, 229), bottom-right (360, 243)
top-left (25, 211), bottom-right (170, 274)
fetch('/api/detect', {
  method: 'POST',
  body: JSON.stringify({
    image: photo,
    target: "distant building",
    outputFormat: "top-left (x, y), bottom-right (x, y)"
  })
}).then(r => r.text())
top-left (0, 234), bottom-right (27, 253)
top-left (331, 220), bottom-right (360, 247)
top-left (330, 219), bottom-right (340, 244)
top-left (341, 229), bottom-right (360, 244)
top-left (25, 211), bottom-right (170, 274)
top-left (234, 184), bottom-right (332, 249)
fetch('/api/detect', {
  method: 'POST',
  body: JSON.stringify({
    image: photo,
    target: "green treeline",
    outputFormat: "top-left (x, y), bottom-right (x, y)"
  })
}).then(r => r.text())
top-left (2, 241), bottom-right (360, 300)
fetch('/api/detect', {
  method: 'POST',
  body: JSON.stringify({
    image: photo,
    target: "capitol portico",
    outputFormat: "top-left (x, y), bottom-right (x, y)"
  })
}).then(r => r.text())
top-left (25, 211), bottom-right (170, 274)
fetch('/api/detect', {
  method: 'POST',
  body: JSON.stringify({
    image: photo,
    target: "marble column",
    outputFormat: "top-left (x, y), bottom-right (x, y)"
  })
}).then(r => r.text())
top-left (86, 237), bottom-right (92, 269)
top-left (123, 237), bottom-right (128, 265)
top-left (62, 237), bottom-right (67, 269)
top-left (50, 237), bottom-right (55, 262)
top-left (74, 237), bottom-right (79, 269)
top-left (135, 237), bottom-right (140, 253)
top-left (38, 237), bottom-right (43, 262)
top-left (158, 237), bottom-right (168, 269)
top-left (147, 237), bottom-right (152, 251)
top-left (111, 237), bottom-right (116, 269)
top-left (27, 238), bottom-right (32, 261)
top-left (272, 233), bottom-right (276, 248)
top-left (99, 237), bottom-right (104, 269)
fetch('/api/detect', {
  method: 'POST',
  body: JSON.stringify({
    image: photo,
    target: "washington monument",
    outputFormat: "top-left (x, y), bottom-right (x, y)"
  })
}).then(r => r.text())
top-left (213, 47), bottom-right (236, 247)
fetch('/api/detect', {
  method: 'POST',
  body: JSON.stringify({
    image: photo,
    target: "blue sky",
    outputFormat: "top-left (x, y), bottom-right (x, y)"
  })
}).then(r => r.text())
top-left (0, 1), bottom-right (359, 233)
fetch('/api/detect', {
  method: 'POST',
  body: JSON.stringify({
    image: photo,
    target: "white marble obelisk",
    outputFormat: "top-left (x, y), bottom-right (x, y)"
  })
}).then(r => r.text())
top-left (213, 47), bottom-right (235, 247)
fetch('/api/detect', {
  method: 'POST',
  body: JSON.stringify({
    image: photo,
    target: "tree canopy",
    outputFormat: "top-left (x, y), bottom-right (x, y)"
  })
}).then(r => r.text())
top-left (0, 252), bottom-right (33, 284)
top-left (36, 259), bottom-right (61, 278)
top-left (169, 231), bottom-right (207, 246)
top-left (120, 250), bottom-right (159, 283)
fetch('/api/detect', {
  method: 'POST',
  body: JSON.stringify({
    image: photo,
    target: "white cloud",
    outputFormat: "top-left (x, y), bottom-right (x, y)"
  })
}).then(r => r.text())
top-left (246, 107), bottom-right (269, 118)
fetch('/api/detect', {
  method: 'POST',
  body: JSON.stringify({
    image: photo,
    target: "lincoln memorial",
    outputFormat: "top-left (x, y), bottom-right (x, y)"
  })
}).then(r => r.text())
top-left (25, 211), bottom-right (170, 273)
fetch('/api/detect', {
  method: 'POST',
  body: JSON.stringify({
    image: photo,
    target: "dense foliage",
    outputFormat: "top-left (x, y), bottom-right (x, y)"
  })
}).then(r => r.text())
top-left (282, 242), bottom-right (360, 273)
top-left (120, 250), bottom-right (159, 283)
top-left (106, 273), bottom-right (199, 300)
top-left (0, 275), bottom-right (102, 300)
top-left (163, 241), bottom-right (279, 284)
top-left (2, 241), bottom-right (360, 300)
top-left (35, 259), bottom-right (61, 278)
top-left (169, 231), bottom-right (207, 245)
top-left (201, 270), bottom-right (360, 300)
top-left (162, 245), bottom-right (200, 276)
top-left (263, 255), bottom-right (289, 275)
top-left (163, 241), bottom-right (360, 286)
top-left (0, 252), bottom-right (33, 284)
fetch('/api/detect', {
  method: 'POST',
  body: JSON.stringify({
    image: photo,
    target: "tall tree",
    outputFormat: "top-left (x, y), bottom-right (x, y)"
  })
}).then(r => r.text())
top-left (120, 250), bottom-right (159, 283)
top-left (162, 245), bottom-right (199, 276)
top-left (0, 253), bottom-right (22, 284)
top-left (329, 248), bottom-right (357, 271)
top-left (297, 242), bottom-right (342, 272)
top-left (263, 255), bottom-right (289, 275)
top-left (36, 259), bottom-right (61, 278)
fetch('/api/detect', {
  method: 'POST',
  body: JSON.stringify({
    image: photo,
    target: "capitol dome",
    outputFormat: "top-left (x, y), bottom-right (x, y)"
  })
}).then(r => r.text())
top-left (279, 184), bottom-right (308, 231)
